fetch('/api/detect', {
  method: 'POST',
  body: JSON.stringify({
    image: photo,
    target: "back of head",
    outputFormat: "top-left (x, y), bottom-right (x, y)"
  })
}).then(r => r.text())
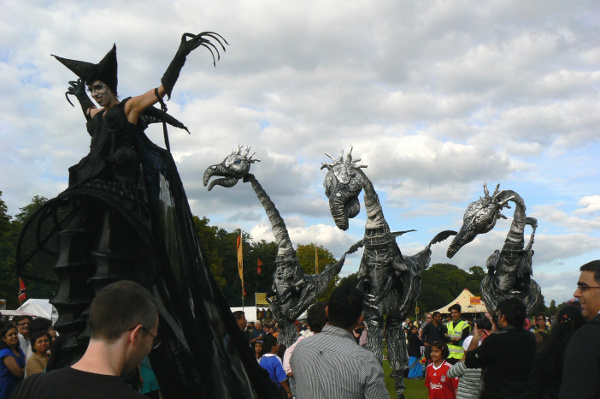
top-left (580, 260), bottom-right (600, 284)
top-left (497, 298), bottom-right (526, 328)
top-left (29, 317), bottom-right (52, 335)
top-left (89, 280), bottom-right (157, 342)
top-left (555, 305), bottom-right (585, 330)
top-left (327, 286), bottom-right (363, 330)
top-left (307, 301), bottom-right (328, 333)
top-left (232, 311), bottom-right (245, 321)
top-left (263, 335), bottom-right (277, 353)
top-left (540, 305), bottom-right (584, 376)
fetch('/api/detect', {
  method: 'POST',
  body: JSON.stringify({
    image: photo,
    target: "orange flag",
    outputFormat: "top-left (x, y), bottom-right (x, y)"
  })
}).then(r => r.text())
top-left (237, 232), bottom-right (244, 296)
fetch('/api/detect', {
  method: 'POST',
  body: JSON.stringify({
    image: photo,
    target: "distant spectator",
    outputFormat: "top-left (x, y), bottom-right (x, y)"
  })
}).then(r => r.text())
top-left (422, 312), bottom-right (446, 363)
top-left (14, 316), bottom-right (32, 355)
top-left (445, 304), bottom-right (471, 365)
top-left (253, 341), bottom-right (264, 364)
top-left (527, 305), bottom-right (584, 399)
top-left (425, 340), bottom-right (457, 399)
top-left (26, 330), bottom-right (51, 376)
top-left (0, 323), bottom-right (26, 399)
top-left (260, 335), bottom-right (291, 398)
top-left (250, 321), bottom-right (267, 345)
top-left (531, 313), bottom-right (549, 334)
top-left (559, 260), bottom-right (600, 399)
top-left (407, 325), bottom-right (424, 379)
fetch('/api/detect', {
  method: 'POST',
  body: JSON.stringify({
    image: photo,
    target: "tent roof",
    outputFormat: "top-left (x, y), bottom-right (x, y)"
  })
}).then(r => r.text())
top-left (433, 288), bottom-right (488, 314)
top-left (17, 299), bottom-right (58, 322)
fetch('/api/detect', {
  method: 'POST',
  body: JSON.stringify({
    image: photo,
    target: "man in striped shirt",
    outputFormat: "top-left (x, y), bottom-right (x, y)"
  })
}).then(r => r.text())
top-left (290, 286), bottom-right (390, 399)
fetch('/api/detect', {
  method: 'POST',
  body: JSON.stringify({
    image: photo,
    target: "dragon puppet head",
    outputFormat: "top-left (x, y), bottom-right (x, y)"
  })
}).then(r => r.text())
top-left (203, 145), bottom-right (260, 191)
top-left (321, 147), bottom-right (366, 231)
top-left (447, 183), bottom-right (513, 258)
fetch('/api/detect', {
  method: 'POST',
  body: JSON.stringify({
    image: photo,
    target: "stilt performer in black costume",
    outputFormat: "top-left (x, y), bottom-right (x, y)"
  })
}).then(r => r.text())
top-left (16, 33), bottom-right (280, 399)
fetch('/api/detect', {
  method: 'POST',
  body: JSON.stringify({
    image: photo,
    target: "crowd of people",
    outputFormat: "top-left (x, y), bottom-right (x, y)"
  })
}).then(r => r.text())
top-left (1, 260), bottom-right (599, 399)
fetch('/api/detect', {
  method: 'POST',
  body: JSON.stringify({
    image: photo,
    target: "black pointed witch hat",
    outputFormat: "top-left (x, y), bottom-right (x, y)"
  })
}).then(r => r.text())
top-left (52, 44), bottom-right (118, 95)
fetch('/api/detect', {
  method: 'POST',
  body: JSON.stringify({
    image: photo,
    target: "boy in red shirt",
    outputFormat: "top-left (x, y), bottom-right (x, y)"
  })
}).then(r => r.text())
top-left (425, 341), bottom-right (458, 399)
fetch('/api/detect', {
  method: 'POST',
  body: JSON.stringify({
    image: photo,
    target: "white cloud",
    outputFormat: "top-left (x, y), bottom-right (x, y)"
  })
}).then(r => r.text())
top-left (1, 0), bottom-right (598, 305)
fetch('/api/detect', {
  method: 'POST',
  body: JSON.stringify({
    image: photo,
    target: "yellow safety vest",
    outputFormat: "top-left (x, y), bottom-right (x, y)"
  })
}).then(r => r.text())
top-left (446, 320), bottom-right (469, 359)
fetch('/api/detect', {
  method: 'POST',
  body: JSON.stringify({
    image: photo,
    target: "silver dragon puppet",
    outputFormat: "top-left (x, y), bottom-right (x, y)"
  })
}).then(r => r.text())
top-left (447, 183), bottom-right (541, 315)
top-left (322, 148), bottom-right (455, 399)
top-left (204, 146), bottom-right (361, 347)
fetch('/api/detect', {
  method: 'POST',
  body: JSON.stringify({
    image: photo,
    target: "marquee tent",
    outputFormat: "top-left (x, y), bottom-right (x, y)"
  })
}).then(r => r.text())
top-left (17, 299), bottom-right (58, 323)
top-left (433, 288), bottom-right (488, 314)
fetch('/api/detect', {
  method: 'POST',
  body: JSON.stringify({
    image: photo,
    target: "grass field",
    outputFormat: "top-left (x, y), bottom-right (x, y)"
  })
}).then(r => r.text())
top-left (382, 359), bottom-right (428, 399)
top-left (382, 341), bottom-right (428, 399)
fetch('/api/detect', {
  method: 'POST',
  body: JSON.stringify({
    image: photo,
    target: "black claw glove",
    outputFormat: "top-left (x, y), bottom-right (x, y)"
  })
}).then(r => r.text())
top-left (67, 79), bottom-right (95, 120)
top-left (161, 32), bottom-right (226, 99)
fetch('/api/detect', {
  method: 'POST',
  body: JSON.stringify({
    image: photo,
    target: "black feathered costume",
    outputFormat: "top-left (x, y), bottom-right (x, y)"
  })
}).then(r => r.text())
top-left (16, 40), bottom-right (280, 399)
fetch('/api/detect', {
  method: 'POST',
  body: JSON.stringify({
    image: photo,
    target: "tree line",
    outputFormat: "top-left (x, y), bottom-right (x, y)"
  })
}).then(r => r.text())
top-left (0, 192), bottom-right (552, 314)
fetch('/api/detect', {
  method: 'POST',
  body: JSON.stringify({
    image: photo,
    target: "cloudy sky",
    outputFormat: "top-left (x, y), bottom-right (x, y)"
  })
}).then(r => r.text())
top-left (2, 0), bottom-right (599, 305)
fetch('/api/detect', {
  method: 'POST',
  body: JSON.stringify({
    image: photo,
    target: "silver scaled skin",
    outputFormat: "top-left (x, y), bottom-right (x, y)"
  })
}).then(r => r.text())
top-left (446, 183), bottom-right (541, 315)
top-left (204, 146), bottom-right (361, 348)
top-left (322, 147), bottom-right (455, 399)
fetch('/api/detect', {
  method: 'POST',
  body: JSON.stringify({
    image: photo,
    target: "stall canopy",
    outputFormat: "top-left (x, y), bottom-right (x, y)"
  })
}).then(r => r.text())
top-left (17, 299), bottom-right (58, 323)
top-left (433, 288), bottom-right (488, 314)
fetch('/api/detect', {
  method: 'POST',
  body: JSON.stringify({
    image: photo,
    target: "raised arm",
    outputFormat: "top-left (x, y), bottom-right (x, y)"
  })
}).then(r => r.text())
top-left (125, 32), bottom-right (227, 124)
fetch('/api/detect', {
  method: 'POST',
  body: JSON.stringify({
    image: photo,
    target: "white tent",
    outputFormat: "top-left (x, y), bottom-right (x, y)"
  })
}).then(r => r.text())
top-left (433, 288), bottom-right (488, 314)
top-left (17, 299), bottom-right (58, 323)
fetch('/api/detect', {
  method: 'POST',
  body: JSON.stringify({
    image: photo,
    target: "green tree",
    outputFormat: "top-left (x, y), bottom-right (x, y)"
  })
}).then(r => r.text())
top-left (0, 194), bottom-right (56, 308)
top-left (338, 272), bottom-right (359, 289)
top-left (194, 216), bottom-right (226, 288)
top-left (296, 243), bottom-right (339, 300)
top-left (417, 263), bottom-right (486, 313)
top-left (548, 299), bottom-right (558, 315)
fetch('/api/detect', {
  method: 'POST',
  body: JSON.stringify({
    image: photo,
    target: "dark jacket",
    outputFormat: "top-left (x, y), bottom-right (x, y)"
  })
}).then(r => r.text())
top-left (465, 325), bottom-right (536, 399)
top-left (558, 313), bottom-right (600, 399)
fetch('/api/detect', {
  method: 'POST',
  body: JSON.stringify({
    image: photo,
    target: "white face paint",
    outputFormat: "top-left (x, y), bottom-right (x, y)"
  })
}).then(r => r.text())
top-left (88, 80), bottom-right (114, 107)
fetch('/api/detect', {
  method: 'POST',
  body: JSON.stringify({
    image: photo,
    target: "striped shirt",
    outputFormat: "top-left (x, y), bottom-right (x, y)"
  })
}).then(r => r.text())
top-left (290, 325), bottom-right (390, 399)
top-left (446, 361), bottom-right (482, 399)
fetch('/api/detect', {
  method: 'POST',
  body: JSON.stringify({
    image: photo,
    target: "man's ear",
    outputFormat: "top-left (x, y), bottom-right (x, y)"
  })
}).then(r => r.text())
top-left (325, 306), bottom-right (329, 319)
top-left (128, 325), bottom-right (143, 344)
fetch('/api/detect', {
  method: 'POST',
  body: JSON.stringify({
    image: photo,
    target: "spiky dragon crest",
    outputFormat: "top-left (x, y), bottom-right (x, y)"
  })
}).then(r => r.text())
top-left (447, 183), bottom-right (541, 315)
top-left (204, 146), bottom-right (359, 347)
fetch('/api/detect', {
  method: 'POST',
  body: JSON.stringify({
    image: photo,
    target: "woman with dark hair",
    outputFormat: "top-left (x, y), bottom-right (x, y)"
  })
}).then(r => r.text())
top-left (526, 305), bottom-right (584, 398)
top-left (25, 330), bottom-right (51, 376)
top-left (407, 325), bottom-right (424, 379)
top-left (0, 324), bottom-right (26, 399)
top-left (253, 341), bottom-right (264, 364)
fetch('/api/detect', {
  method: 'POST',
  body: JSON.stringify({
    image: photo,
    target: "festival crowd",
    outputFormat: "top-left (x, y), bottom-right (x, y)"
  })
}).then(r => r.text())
top-left (1, 260), bottom-right (599, 399)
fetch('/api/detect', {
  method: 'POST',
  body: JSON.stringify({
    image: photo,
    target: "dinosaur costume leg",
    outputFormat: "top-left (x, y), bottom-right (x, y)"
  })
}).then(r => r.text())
top-left (386, 325), bottom-right (408, 399)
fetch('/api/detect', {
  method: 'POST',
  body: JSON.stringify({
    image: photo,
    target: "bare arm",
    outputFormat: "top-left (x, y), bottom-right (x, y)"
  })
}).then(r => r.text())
top-left (124, 85), bottom-right (166, 125)
top-left (3, 355), bottom-right (24, 378)
top-left (281, 379), bottom-right (292, 398)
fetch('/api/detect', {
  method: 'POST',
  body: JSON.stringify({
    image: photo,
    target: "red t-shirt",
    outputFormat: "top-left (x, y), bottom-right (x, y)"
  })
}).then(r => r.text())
top-left (425, 360), bottom-right (458, 399)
